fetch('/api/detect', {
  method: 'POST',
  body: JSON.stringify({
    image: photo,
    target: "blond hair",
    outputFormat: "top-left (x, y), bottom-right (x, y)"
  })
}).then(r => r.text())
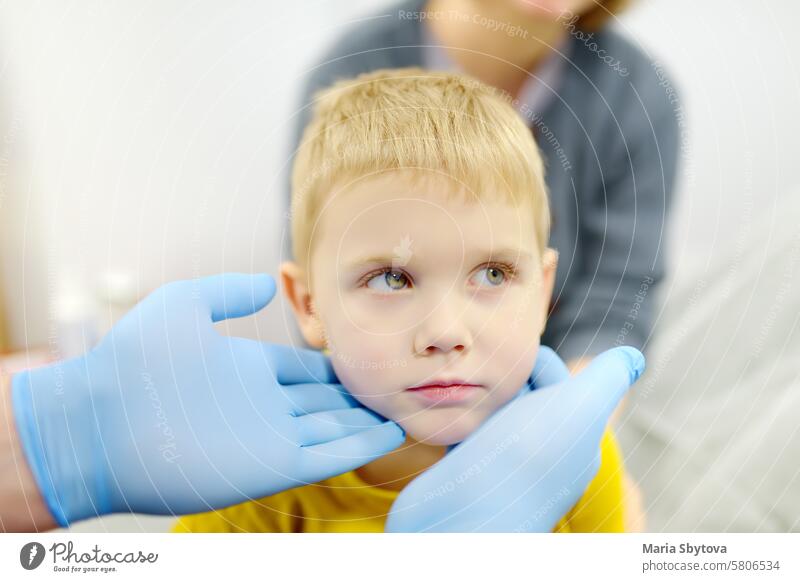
top-left (290, 68), bottom-right (550, 265)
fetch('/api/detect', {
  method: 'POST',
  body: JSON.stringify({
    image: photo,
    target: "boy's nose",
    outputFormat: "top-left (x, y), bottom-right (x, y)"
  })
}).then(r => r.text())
top-left (412, 300), bottom-right (473, 357)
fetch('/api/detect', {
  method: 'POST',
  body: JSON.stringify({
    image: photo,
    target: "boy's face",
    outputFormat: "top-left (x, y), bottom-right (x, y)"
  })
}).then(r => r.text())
top-left (281, 171), bottom-right (557, 446)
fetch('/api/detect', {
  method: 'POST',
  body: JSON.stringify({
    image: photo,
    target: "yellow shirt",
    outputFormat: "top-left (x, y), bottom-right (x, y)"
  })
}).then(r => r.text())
top-left (172, 428), bottom-right (625, 533)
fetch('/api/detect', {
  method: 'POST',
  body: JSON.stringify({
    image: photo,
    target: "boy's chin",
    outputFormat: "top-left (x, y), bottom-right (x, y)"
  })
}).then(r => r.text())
top-left (401, 414), bottom-right (485, 446)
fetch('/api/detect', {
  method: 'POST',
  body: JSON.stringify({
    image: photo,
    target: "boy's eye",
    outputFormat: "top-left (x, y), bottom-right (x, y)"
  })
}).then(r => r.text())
top-left (366, 270), bottom-right (411, 292)
top-left (470, 265), bottom-right (508, 287)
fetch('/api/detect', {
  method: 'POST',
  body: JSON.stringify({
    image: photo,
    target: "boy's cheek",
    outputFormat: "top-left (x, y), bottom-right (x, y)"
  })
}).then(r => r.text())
top-left (336, 295), bottom-right (416, 336)
top-left (332, 367), bottom-right (407, 423)
top-left (481, 332), bottom-right (541, 403)
top-left (330, 347), bottom-right (407, 404)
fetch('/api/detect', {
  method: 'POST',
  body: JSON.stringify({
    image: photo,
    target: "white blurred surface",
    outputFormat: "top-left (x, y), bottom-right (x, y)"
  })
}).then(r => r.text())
top-left (0, 0), bottom-right (798, 532)
top-left (617, 187), bottom-right (800, 531)
top-left (0, 0), bottom-right (390, 353)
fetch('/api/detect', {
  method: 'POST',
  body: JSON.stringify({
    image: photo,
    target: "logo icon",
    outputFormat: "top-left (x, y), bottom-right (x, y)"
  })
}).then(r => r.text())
top-left (19, 542), bottom-right (46, 570)
top-left (391, 234), bottom-right (414, 270)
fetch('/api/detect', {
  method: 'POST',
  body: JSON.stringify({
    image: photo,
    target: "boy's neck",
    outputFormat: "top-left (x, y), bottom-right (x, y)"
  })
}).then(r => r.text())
top-left (425, 0), bottom-right (569, 98)
top-left (355, 435), bottom-right (448, 491)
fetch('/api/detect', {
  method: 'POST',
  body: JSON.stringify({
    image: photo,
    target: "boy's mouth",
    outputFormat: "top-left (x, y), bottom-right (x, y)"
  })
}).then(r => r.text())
top-left (406, 379), bottom-right (484, 405)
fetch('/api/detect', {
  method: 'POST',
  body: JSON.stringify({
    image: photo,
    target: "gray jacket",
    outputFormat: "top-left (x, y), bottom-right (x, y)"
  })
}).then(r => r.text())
top-left (289, 1), bottom-right (680, 360)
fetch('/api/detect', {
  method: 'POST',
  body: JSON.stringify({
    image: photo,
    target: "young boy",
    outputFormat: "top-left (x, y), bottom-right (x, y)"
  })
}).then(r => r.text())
top-left (173, 68), bottom-right (626, 533)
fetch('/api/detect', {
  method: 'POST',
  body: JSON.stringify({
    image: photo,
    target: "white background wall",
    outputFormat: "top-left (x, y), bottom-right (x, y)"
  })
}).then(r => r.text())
top-left (0, 1), bottom-right (798, 531)
top-left (1, 0), bottom-right (799, 350)
top-left (0, 0), bottom-right (400, 351)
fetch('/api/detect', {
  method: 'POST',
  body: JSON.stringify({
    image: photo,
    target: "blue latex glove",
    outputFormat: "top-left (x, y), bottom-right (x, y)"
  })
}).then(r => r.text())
top-left (385, 346), bottom-right (644, 532)
top-left (12, 273), bottom-right (405, 527)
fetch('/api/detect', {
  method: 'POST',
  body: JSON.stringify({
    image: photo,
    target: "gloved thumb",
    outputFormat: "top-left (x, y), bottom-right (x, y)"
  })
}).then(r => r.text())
top-left (197, 273), bottom-right (277, 322)
top-left (569, 346), bottom-right (646, 419)
top-left (530, 345), bottom-right (571, 390)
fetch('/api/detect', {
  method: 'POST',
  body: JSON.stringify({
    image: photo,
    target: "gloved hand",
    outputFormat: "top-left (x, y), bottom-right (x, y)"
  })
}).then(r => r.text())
top-left (12, 273), bottom-right (405, 527)
top-left (385, 346), bottom-right (644, 532)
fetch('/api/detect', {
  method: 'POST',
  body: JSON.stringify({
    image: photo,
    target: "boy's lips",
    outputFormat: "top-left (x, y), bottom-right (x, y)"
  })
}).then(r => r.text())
top-left (406, 380), bottom-right (484, 405)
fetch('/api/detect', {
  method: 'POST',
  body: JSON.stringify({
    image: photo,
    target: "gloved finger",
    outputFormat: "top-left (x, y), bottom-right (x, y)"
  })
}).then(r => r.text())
top-left (445, 348), bottom-right (568, 452)
top-left (567, 346), bottom-right (645, 420)
top-left (300, 422), bottom-right (405, 481)
top-left (282, 383), bottom-right (359, 415)
top-left (196, 273), bottom-right (276, 322)
top-left (530, 345), bottom-right (570, 389)
top-left (294, 408), bottom-right (388, 446)
top-left (268, 344), bottom-right (338, 385)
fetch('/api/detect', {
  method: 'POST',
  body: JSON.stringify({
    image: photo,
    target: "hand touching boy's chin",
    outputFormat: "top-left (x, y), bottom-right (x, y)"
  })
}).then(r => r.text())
top-left (329, 343), bottom-right (540, 447)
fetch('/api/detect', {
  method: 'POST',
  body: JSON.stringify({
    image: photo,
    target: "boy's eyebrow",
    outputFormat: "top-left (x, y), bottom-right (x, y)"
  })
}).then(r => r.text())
top-left (477, 247), bottom-right (534, 263)
top-left (343, 247), bottom-right (533, 270)
top-left (343, 254), bottom-right (397, 270)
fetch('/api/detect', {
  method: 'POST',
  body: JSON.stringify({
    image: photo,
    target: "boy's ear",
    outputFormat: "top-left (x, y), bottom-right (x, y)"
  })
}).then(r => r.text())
top-left (539, 248), bottom-right (559, 336)
top-left (279, 261), bottom-right (326, 349)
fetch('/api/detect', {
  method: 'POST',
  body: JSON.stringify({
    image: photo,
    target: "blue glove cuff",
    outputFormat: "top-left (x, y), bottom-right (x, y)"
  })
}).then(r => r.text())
top-left (11, 359), bottom-right (108, 527)
top-left (12, 369), bottom-right (70, 527)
